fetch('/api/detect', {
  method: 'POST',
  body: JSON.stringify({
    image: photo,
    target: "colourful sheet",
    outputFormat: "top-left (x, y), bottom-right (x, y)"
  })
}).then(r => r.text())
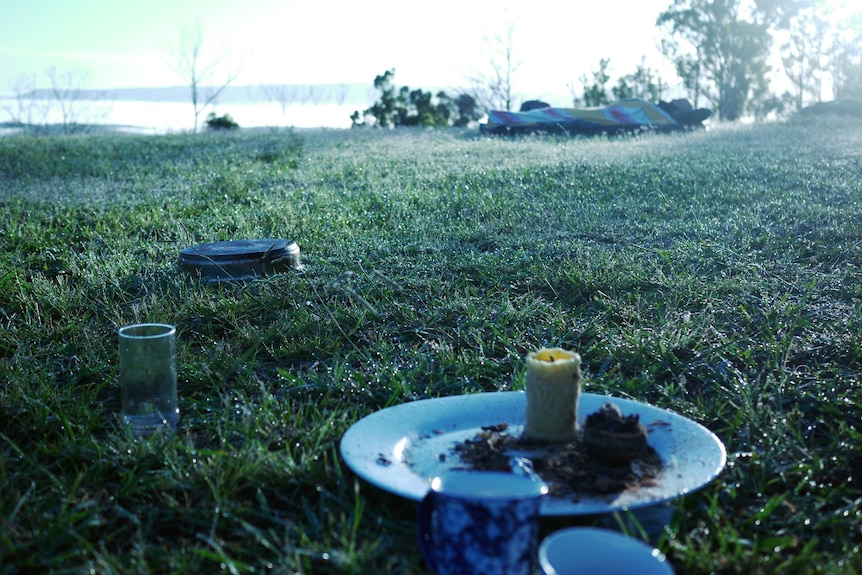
top-left (480, 98), bottom-right (681, 135)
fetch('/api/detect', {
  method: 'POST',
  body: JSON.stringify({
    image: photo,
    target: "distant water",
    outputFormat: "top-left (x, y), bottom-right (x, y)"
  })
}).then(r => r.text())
top-left (123, 100), bottom-right (363, 132)
top-left (1, 98), bottom-right (368, 134)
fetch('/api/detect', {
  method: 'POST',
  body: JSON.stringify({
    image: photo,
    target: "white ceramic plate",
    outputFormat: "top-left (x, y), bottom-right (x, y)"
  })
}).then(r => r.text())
top-left (340, 392), bottom-right (726, 516)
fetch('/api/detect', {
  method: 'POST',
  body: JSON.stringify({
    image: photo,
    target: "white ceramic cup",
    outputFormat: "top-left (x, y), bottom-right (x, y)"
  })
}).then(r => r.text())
top-left (539, 527), bottom-right (675, 575)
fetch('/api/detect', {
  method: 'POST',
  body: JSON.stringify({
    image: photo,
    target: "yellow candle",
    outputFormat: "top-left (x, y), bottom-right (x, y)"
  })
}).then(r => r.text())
top-left (524, 348), bottom-right (582, 442)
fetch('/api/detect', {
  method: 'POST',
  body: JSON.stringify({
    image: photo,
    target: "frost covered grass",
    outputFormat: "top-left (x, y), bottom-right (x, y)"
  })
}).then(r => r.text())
top-left (1, 119), bottom-right (861, 573)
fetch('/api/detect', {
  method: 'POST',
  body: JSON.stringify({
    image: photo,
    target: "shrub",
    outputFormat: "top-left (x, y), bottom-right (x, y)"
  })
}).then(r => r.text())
top-left (206, 112), bottom-right (240, 131)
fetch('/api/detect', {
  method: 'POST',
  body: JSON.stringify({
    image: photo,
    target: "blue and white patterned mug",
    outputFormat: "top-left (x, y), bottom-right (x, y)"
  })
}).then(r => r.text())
top-left (417, 471), bottom-right (549, 575)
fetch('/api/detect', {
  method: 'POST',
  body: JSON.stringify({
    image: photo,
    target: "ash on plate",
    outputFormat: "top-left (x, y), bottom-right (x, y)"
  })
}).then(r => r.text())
top-left (584, 402), bottom-right (646, 434)
top-left (451, 422), bottom-right (663, 498)
top-left (582, 402), bottom-right (650, 466)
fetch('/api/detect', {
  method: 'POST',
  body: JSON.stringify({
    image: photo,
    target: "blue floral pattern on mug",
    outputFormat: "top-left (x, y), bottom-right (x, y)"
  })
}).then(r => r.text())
top-left (417, 471), bottom-right (548, 575)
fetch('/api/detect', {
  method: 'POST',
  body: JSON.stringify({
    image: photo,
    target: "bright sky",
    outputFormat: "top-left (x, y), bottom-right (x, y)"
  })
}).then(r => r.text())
top-left (0, 0), bottom-right (680, 102)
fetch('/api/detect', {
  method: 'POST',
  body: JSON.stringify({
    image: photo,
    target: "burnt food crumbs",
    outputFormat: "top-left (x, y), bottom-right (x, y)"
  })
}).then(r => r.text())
top-left (452, 412), bottom-right (662, 498)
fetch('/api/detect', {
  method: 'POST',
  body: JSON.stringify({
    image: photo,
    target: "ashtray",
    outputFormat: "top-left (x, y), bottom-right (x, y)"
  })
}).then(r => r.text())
top-left (178, 238), bottom-right (302, 283)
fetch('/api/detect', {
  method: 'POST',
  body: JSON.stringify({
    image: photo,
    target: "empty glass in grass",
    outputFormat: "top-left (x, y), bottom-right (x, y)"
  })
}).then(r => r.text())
top-left (119, 323), bottom-right (179, 436)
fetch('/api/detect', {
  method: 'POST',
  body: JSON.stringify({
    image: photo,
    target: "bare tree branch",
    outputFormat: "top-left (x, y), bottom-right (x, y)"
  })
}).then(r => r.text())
top-left (4, 69), bottom-right (110, 135)
top-left (467, 21), bottom-right (520, 112)
top-left (167, 23), bottom-right (242, 132)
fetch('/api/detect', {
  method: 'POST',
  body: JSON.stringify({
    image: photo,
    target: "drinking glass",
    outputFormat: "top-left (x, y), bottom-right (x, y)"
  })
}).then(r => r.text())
top-left (119, 323), bottom-right (178, 437)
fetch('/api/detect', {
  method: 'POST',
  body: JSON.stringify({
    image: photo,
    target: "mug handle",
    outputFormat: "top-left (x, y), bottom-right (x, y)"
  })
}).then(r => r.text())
top-left (416, 491), bottom-right (438, 573)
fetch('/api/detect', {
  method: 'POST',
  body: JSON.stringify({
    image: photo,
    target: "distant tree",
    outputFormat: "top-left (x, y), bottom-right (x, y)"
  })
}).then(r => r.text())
top-left (827, 11), bottom-right (862, 100)
top-left (831, 36), bottom-right (862, 99)
top-left (351, 70), bottom-right (482, 128)
top-left (747, 74), bottom-right (789, 119)
top-left (46, 67), bottom-right (112, 134)
top-left (781, 2), bottom-right (832, 110)
top-left (3, 74), bottom-right (49, 130)
top-left (258, 84), bottom-right (298, 124)
top-left (353, 70), bottom-right (399, 127)
top-left (167, 23), bottom-right (241, 132)
top-left (438, 92), bottom-right (482, 127)
top-left (2, 68), bottom-right (110, 135)
top-left (572, 59), bottom-right (612, 107)
top-left (468, 21), bottom-right (519, 111)
top-left (404, 85), bottom-right (446, 125)
top-left (612, 57), bottom-right (667, 102)
top-left (657, 0), bottom-right (807, 121)
top-left (661, 36), bottom-right (706, 107)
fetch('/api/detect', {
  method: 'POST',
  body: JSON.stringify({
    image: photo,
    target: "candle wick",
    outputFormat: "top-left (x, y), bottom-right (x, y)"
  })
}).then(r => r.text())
top-left (549, 355), bottom-right (555, 362)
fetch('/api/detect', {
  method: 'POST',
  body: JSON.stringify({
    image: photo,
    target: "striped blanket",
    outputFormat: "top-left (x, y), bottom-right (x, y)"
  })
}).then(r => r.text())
top-left (480, 98), bottom-right (685, 135)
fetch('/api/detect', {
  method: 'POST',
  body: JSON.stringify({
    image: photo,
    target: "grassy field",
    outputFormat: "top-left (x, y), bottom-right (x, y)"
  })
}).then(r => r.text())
top-left (1, 119), bottom-right (861, 574)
